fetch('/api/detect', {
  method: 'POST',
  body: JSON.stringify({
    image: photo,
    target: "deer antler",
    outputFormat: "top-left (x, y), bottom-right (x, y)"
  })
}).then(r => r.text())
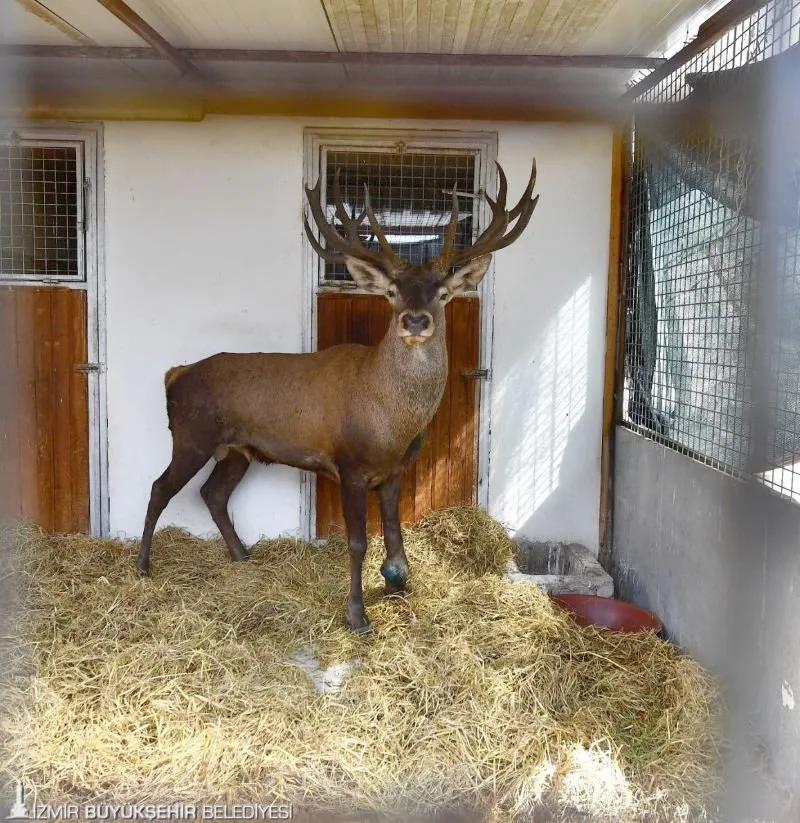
top-left (304, 169), bottom-right (404, 269)
top-left (433, 158), bottom-right (539, 271)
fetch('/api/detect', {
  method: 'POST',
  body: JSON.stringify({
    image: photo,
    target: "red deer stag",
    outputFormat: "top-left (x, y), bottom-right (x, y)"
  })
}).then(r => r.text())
top-left (137, 159), bottom-right (538, 632)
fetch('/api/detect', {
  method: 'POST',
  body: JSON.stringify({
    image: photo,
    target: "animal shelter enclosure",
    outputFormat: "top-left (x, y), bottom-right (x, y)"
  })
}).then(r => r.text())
top-left (2, 0), bottom-right (800, 820)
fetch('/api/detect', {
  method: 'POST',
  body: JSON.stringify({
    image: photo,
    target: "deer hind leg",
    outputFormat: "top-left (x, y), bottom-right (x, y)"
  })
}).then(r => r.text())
top-left (201, 449), bottom-right (251, 562)
top-left (376, 473), bottom-right (410, 593)
top-left (137, 445), bottom-right (212, 575)
top-left (340, 473), bottom-right (372, 634)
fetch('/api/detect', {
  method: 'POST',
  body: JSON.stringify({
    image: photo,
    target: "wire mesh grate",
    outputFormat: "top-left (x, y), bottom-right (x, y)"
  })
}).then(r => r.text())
top-left (319, 149), bottom-right (477, 283)
top-left (0, 142), bottom-right (81, 280)
top-left (622, 0), bottom-right (800, 503)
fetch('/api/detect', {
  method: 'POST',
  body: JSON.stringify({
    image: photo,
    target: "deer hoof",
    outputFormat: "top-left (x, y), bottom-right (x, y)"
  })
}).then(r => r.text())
top-left (346, 603), bottom-right (373, 634)
top-left (380, 560), bottom-right (409, 592)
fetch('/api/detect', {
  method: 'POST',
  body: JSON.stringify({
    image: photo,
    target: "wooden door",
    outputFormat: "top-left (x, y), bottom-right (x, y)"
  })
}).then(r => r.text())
top-left (0, 286), bottom-right (91, 533)
top-left (315, 292), bottom-right (481, 537)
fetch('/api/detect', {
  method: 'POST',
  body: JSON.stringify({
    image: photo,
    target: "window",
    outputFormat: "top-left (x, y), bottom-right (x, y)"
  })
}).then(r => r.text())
top-left (314, 145), bottom-right (480, 284)
top-left (0, 139), bottom-right (83, 281)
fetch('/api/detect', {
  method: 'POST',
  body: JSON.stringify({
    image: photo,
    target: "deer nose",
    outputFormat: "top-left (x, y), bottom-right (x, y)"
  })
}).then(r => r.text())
top-left (400, 311), bottom-right (432, 336)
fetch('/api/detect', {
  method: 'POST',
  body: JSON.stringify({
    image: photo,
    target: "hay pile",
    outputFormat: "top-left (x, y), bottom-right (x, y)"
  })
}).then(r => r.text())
top-left (1, 508), bottom-right (722, 822)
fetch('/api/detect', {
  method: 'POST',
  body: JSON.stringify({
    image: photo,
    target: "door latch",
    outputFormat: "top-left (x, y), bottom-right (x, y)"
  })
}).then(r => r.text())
top-left (74, 363), bottom-right (102, 374)
top-left (461, 368), bottom-right (489, 380)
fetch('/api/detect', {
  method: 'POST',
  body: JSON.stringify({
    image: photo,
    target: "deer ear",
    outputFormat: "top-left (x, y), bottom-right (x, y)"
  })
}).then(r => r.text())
top-left (344, 256), bottom-right (393, 293)
top-left (442, 254), bottom-right (492, 296)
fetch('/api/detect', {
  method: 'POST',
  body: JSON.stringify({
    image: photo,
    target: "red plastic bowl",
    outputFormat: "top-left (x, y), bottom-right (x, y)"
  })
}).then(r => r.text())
top-left (550, 594), bottom-right (663, 634)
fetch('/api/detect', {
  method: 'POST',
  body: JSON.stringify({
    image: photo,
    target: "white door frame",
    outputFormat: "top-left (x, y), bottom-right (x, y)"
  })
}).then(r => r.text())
top-left (0, 120), bottom-right (108, 536)
top-left (300, 126), bottom-right (498, 541)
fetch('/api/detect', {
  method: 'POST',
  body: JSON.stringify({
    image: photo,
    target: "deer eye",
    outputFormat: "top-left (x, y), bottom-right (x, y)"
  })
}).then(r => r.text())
top-left (439, 290), bottom-right (449, 301)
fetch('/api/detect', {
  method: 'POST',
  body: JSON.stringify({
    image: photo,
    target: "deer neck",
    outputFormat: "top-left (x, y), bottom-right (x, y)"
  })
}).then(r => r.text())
top-left (370, 315), bottom-right (448, 426)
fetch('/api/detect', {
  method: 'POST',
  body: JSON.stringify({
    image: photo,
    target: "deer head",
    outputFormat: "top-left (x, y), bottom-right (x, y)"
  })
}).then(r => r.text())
top-left (304, 159), bottom-right (539, 345)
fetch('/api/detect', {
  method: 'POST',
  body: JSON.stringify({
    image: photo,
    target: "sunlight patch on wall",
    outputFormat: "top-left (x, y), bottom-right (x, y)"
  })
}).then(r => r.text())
top-left (494, 274), bottom-right (591, 528)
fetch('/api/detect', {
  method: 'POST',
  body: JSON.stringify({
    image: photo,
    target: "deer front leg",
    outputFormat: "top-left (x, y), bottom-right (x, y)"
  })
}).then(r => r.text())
top-left (376, 473), bottom-right (409, 593)
top-left (339, 474), bottom-right (372, 634)
top-left (375, 431), bottom-right (424, 592)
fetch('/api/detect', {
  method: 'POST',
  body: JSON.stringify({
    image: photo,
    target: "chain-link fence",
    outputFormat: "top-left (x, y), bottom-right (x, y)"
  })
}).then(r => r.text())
top-left (622, 0), bottom-right (800, 502)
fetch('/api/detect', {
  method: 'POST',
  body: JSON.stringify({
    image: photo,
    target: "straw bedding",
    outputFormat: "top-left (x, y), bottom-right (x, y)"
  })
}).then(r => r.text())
top-left (1, 507), bottom-right (722, 822)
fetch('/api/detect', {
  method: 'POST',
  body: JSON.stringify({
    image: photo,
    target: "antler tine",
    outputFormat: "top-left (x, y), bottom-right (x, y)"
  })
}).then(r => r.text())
top-left (303, 215), bottom-right (345, 262)
top-left (508, 158), bottom-right (537, 221)
top-left (478, 193), bottom-right (540, 256)
top-left (443, 186), bottom-right (461, 248)
top-left (459, 162), bottom-right (511, 260)
top-left (451, 157), bottom-right (538, 266)
top-left (491, 162), bottom-right (509, 210)
top-left (454, 211), bottom-right (509, 265)
top-left (304, 176), bottom-right (384, 264)
top-left (332, 169), bottom-right (367, 243)
top-left (363, 185), bottom-right (404, 266)
top-left (434, 185), bottom-right (461, 270)
top-left (305, 178), bottom-right (353, 250)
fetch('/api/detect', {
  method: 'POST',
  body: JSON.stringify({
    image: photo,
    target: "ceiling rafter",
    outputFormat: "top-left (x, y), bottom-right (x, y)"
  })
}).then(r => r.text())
top-left (1, 44), bottom-right (665, 69)
top-left (93, 0), bottom-right (203, 81)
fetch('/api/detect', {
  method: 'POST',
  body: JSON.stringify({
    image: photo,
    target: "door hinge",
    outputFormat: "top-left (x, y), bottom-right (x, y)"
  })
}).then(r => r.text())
top-left (461, 368), bottom-right (490, 380)
top-left (74, 363), bottom-right (103, 374)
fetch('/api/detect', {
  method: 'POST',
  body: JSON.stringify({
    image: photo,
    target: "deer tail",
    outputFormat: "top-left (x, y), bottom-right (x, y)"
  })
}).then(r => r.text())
top-left (164, 364), bottom-right (191, 392)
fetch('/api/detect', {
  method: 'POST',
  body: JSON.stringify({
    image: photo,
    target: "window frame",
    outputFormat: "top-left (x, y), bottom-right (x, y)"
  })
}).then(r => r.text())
top-left (314, 143), bottom-right (482, 287)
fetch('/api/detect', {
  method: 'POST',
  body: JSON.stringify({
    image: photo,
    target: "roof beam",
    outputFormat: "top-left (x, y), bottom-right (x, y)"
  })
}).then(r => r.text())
top-left (13, 89), bottom-right (623, 123)
top-left (93, 0), bottom-right (203, 80)
top-left (1, 44), bottom-right (664, 70)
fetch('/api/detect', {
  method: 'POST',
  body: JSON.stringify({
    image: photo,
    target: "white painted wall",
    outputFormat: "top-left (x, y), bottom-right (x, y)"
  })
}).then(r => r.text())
top-left (491, 125), bottom-right (612, 548)
top-left (104, 118), bottom-right (305, 543)
top-left (103, 117), bottom-right (611, 550)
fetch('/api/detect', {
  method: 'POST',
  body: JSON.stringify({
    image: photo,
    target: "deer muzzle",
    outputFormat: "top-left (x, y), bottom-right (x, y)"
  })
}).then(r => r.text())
top-left (398, 311), bottom-right (434, 344)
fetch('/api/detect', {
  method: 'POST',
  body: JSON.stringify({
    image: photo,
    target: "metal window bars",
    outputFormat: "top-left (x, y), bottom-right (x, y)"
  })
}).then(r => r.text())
top-left (0, 141), bottom-right (81, 280)
top-left (318, 149), bottom-right (477, 283)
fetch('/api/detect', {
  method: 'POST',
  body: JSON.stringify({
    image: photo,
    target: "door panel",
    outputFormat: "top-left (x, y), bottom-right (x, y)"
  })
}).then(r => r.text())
top-left (0, 286), bottom-right (90, 533)
top-left (315, 292), bottom-right (480, 537)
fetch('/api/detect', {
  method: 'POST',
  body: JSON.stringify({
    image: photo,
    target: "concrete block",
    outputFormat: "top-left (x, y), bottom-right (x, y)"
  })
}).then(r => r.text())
top-left (505, 538), bottom-right (614, 597)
